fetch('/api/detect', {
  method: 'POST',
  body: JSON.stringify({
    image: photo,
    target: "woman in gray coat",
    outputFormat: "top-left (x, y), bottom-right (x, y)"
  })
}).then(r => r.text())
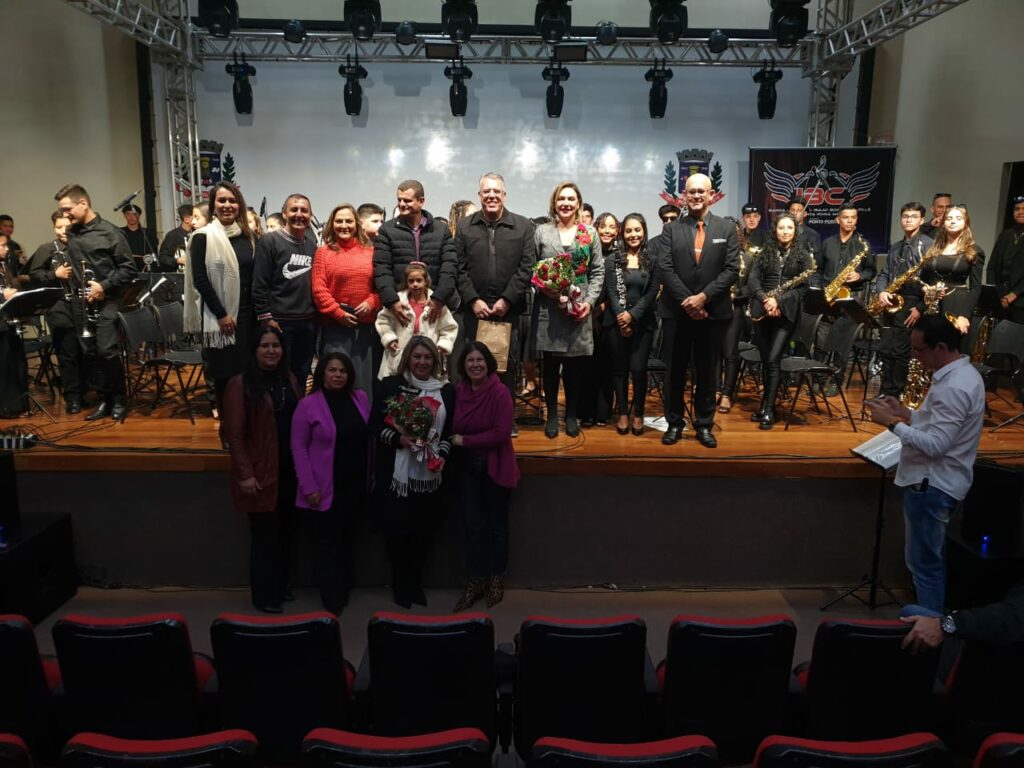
top-left (532, 181), bottom-right (604, 438)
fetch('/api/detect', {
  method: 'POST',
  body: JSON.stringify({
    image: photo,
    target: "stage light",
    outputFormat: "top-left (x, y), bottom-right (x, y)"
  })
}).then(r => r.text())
top-left (645, 60), bottom-right (673, 119)
top-left (338, 54), bottom-right (368, 116)
top-left (770, 0), bottom-right (811, 47)
top-left (198, 0), bottom-right (238, 38)
top-left (535, 1), bottom-right (572, 45)
top-left (395, 20), bottom-right (417, 46)
top-left (282, 19), bottom-right (306, 44)
top-left (443, 57), bottom-right (473, 117)
top-left (541, 59), bottom-right (570, 118)
top-left (595, 20), bottom-right (618, 45)
top-left (649, 0), bottom-right (687, 44)
top-left (753, 61), bottom-right (783, 119)
top-left (225, 53), bottom-right (255, 114)
top-left (442, 1), bottom-right (478, 44)
top-left (344, 0), bottom-right (381, 41)
top-left (708, 28), bottom-right (729, 54)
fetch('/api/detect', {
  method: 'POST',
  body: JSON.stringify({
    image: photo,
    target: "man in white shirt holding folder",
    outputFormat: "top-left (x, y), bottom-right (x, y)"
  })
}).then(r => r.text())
top-left (867, 314), bottom-right (985, 612)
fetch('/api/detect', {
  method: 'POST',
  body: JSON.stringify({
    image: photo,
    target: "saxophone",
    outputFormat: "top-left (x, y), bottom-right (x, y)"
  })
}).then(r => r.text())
top-left (824, 237), bottom-right (871, 304)
top-left (867, 250), bottom-right (934, 316)
top-left (750, 264), bottom-right (818, 322)
top-left (900, 275), bottom-right (953, 409)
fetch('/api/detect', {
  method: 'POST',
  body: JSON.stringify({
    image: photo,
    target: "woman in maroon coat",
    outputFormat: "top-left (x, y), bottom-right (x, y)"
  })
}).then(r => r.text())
top-left (223, 325), bottom-right (302, 612)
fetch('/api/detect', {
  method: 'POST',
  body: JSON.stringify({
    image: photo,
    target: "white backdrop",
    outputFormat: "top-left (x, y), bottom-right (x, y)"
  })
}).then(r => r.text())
top-left (195, 60), bottom-right (820, 230)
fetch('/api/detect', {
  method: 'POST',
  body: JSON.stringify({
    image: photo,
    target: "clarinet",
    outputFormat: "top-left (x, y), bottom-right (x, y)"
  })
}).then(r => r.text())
top-left (52, 240), bottom-right (74, 302)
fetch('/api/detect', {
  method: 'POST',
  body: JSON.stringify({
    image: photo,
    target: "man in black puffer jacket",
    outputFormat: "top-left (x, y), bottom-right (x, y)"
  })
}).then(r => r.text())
top-left (373, 179), bottom-right (459, 330)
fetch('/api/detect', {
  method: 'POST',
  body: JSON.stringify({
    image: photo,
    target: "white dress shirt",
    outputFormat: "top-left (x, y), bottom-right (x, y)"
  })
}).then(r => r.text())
top-left (892, 355), bottom-right (985, 500)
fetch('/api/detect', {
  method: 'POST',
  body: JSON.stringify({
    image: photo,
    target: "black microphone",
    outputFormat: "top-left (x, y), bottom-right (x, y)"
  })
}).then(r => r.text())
top-left (113, 189), bottom-right (142, 212)
top-left (259, 197), bottom-right (267, 220)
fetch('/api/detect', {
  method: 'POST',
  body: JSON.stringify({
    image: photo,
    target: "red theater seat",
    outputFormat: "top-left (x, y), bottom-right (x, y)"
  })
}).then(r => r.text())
top-left (302, 727), bottom-right (490, 768)
top-left (0, 616), bottom-right (60, 755)
top-left (514, 615), bottom-right (659, 758)
top-left (357, 612), bottom-right (497, 741)
top-left (973, 734), bottom-right (1024, 768)
top-left (753, 733), bottom-right (949, 768)
top-left (52, 613), bottom-right (213, 739)
top-left (0, 736), bottom-right (31, 768)
top-left (532, 735), bottom-right (719, 768)
top-left (210, 612), bottom-right (353, 761)
top-left (61, 730), bottom-right (258, 768)
top-left (793, 619), bottom-right (940, 740)
top-left (660, 614), bottom-right (796, 764)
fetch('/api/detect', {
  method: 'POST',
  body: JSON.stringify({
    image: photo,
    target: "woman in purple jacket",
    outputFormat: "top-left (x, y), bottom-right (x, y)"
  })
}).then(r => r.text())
top-left (451, 341), bottom-right (521, 611)
top-left (291, 351), bottom-right (371, 613)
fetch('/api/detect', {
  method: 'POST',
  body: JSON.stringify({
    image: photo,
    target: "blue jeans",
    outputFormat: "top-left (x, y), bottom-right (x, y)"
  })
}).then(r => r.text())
top-left (903, 483), bottom-right (959, 612)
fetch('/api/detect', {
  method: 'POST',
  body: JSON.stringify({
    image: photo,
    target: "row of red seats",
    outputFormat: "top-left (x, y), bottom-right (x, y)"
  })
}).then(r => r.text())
top-left (2, 611), bottom-right (1022, 764)
top-left (2, 729), bottom-right (1024, 768)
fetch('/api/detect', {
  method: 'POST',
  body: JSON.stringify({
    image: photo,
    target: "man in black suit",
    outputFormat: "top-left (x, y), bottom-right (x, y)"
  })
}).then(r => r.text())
top-left (657, 173), bottom-right (739, 448)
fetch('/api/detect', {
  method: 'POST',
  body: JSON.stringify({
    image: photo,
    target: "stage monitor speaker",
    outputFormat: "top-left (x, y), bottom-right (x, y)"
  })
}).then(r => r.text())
top-left (961, 460), bottom-right (1024, 547)
top-left (0, 451), bottom-right (20, 535)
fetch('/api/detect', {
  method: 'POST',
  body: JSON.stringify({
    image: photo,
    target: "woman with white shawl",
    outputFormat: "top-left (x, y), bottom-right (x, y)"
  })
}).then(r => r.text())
top-left (184, 181), bottom-right (258, 432)
top-left (372, 335), bottom-right (455, 608)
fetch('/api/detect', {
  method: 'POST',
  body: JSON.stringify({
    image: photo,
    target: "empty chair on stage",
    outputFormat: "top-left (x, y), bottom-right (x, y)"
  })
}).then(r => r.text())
top-left (61, 730), bottom-right (259, 768)
top-left (514, 615), bottom-right (659, 758)
top-left (210, 612), bottom-right (353, 761)
top-left (753, 733), bottom-right (949, 768)
top-left (660, 615), bottom-right (796, 764)
top-left (302, 728), bottom-right (490, 768)
top-left (52, 613), bottom-right (214, 739)
top-left (356, 612), bottom-right (496, 741)
top-left (532, 735), bottom-right (719, 768)
top-left (793, 619), bottom-right (940, 739)
top-left (0, 615), bottom-right (61, 756)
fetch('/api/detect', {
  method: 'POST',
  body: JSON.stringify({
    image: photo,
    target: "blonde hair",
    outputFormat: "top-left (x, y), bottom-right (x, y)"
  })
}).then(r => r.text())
top-left (547, 181), bottom-right (584, 224)
top-left (323, 203), bottom-right (367, 248)
top-left (926, 205), bottom-right (978, 263)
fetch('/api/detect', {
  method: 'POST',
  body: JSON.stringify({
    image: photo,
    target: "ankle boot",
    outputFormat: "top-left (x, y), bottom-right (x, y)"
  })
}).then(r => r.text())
top-left (455, 578), bottom-right (487, 611)
top-left (485, 576), bottom-right (505, 607)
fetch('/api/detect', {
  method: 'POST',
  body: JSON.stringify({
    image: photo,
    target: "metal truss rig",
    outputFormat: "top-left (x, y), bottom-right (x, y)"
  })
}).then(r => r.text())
top-left (196, 32), bottom-right (809, 69)
top-left (63, 0), bottom-right (188, 59)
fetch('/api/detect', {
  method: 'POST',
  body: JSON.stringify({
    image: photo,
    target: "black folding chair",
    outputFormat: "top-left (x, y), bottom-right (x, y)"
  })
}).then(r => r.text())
top-left (779, 317), bottom-right (860, 431)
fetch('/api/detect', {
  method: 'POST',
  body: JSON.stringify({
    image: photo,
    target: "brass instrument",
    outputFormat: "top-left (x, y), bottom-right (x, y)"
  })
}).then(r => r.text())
top-left (900, 279), bottom-right (959, 408)
top-left (79, 259), bottom-right (100, 339)
top-left (733, 244), bottom-right (760, 301)
top-left (824, 238), bottom-right (871, 304)
top-left (867, 251), bottom-right (935, 316)
top-left (921, 280), bottom-right (947, 315)
top-left (971, 315), bottom-right (993, 363)
top-left (750, 265), bottom-right (818, 322)
top-left (52, 241), bottom-right (74, 302)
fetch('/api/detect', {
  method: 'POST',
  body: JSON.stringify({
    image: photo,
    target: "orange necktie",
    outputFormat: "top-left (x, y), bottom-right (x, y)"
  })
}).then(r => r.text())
top-left (694, 220), bottom-right (705, 264)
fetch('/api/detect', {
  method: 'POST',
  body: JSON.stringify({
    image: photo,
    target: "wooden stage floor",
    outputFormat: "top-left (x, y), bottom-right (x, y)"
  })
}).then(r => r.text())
top-left (8, 376), bottom-right (1024, 478)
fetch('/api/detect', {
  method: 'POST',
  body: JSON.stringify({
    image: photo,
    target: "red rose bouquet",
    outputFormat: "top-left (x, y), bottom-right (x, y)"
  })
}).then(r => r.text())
top-left (384, 392), bottom-right (444, 473)
top-left (531, 225), bottom-right (594, 320)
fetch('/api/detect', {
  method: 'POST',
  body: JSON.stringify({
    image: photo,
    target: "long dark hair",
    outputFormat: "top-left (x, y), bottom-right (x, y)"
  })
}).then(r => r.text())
top-left (617, 212), bottom-right (650, 271)
top-left (311, 351), bottom-right (356, 396)
top-left (768, 213), bottom-right (811, 271)
top-left (242, 324), bottom-right (289, 409)
top-left (209, 181), bottom-right (254, 245)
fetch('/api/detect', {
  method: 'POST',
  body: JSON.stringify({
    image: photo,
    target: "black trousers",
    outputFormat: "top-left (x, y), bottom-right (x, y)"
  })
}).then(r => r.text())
top-left (459, 455), bottom-right (510, 580)
top-left (76, 302), bottom-right (125, 401)
top-left (51, 322), bottom-right (84, 400)
top-left (310, 485), bottom-right (363, 613)
top-left (879, 310), bottom-right (912, 397)
top-left (0, 328), bottom-right (28, 417)
top-left (606, 324), bottom-right (655, 417)
top-left (386, 533), bottom-right (432, 601)
top-left (543, 355), bottom-right (584, 424)
top-left (720, 303), bottom-right (750, 399)
top-left (756, 315), bottom-right (796, 410)
top-left (662, 316), bottom-right (728, 429)
top-left (247, 492), bottom-right (297, 609)
top-left (580, 323), bottom-right (613, 423)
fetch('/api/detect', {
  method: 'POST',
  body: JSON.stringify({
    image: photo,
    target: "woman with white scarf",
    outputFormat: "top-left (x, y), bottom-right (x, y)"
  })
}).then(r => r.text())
top-left (372, 335), bottom-right (455, 608)
top-left (184, 181), bottom-right (257, 434)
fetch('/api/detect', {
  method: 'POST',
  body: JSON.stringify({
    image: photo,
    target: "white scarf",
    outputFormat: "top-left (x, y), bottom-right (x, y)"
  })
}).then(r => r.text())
top-left (391, 372), bottom-right (447, 498)
top-left (184, 219), bottom-right (242, 348)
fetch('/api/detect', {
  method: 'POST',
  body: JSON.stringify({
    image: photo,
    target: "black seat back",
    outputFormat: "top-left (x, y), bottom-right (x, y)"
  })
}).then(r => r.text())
top-left (366, 612), bottom-right (495, 738)
top-left (0, 616), bottom-right (51, 751)
top-left (754, 733), bottom-right (948, 768)
top-left (62, 729), bottom-right (259, 768)
top-left (532, 735), bottom-right (719, 768)
top-left (303, 727), bottom-right (490, 768)
top-left (948, 641), bottom-right (1024, 753)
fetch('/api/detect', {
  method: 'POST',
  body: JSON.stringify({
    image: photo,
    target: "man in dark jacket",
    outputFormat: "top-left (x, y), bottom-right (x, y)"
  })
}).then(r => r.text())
top-left (902, 579), bottom-right (1024, 653)
top-left (455, 172), bottom-right (536, 401)
top-left (657, 173), bottom-right (739, 448)
top-left (156, 203), bottom-right (195, 272)
top-left (373, 179), bottom-right (458, 328)
top-left (987, 194), bottom-right (1024, 324)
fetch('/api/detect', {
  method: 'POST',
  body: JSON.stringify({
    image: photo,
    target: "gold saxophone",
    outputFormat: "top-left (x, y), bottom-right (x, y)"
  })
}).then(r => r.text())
top-left (824, 238), bottom-right (871, 304)
top-left (900, 276), bottom-right (959, 408)
top-left (733, 244), bottom-right (760, 300)
top-left (750, 264), bottom-right (818, 322)
top-left (867, 251), bottom-right (935, 316)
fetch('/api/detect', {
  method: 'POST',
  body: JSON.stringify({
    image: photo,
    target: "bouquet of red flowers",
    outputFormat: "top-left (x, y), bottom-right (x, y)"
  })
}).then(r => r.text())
top-left (384, 393), bottom-right (439, 441)
top-left (532, 248), bottom-right (591, 321)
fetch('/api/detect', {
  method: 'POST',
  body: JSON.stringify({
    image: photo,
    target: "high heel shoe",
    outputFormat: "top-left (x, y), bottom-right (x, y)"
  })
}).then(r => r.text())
top-left (631, 418), bottom-right (645, 436)
top-left (565, 417), bottom-right (580, 437)
top-left (717, 395), bottom-right (733, 413)
top-left (616, 417), bottom-right (629, 435)
top-left (758, 410), bottom-right (776, 430)
top-left (544, 418), bottom-right (559, 439)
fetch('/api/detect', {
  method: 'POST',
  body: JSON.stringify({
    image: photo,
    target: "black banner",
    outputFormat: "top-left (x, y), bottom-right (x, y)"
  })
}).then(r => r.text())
top-left (748, 146), bottom-right (897, 254)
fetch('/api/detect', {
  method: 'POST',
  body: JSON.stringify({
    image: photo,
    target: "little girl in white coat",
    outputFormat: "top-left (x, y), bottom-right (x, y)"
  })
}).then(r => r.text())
top-left (376, 261), bottom-right (459, 378)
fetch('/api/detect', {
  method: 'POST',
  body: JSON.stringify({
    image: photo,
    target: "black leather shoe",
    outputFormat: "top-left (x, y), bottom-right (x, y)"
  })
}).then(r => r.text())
top-left (750, 409), bottom-right (765, 422)
top-left (758, 411), bottom-right (776, 430)
top-left (65, 398), bottom-right (83, 415)
top-left (84, 402), bottom-right (110, 421)
top-left (544, 419), bottom-right (559, 439)
top-left (110, 400), bottom-right (128, 422)
top-left (565, 417), bottom-right (580, 437)
top-left (696, 427), bottom-right (718, 448)
top-left (662, 426), bottom-right (682, 445)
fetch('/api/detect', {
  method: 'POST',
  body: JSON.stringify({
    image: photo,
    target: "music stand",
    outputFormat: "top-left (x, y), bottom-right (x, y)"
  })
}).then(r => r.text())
top-left (822, 429), bottom-right (905, 610)
top-left (0, 288), bottom-right (63, 423)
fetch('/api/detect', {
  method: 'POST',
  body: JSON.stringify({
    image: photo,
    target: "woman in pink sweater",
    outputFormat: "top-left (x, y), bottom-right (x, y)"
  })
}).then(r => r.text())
top-left (451, 341), bottom-right (520, 610)
top-left (312, 203), bottom-right (381, 395)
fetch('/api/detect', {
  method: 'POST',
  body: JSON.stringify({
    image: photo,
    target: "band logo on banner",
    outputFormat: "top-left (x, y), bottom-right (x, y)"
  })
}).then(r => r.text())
top-left (749, 147), bottom-right (897, 253)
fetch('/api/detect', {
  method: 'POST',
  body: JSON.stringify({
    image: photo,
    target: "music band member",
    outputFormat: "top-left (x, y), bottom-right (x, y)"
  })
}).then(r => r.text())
top-left (0, 232), bottom-right (29, 417)
top-left (987, 195), bottom-right (1024, 324)
top-left (658, 173), bottom-right (739, 449)
top-left (55, 183), bottom-right (138, 421)
top-left (920, 205), bottom-right (984, 336)
top-left (26, 212), bottom-right (86, 413)
top-left (919, 192), bottom-right (952, 239)
top-left (740, 202), bottom-right (768, 250)
top-left (119, 204), bottom-right (157, 267)
top-left (157, 203), bottom-right (196, 273)
top-left (787, 196), bottom-right (822, 261)
top-left (875, 202), bottom-right (933, 397)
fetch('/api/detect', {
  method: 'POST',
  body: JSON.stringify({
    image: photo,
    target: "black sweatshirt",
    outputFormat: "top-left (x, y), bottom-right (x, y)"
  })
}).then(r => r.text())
top-left (252, 228), bottom-right (316, 321)
top-left (66, 215), bottom-right (137, 297)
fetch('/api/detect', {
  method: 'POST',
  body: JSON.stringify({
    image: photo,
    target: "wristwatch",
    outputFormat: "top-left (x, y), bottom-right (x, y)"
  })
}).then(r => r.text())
top-left (941, 612), bottom-right (958, 635)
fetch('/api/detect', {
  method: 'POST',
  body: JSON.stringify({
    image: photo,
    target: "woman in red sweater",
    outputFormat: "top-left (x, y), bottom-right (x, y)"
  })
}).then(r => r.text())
top-left (312, 203), bottom-right (381, 395)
